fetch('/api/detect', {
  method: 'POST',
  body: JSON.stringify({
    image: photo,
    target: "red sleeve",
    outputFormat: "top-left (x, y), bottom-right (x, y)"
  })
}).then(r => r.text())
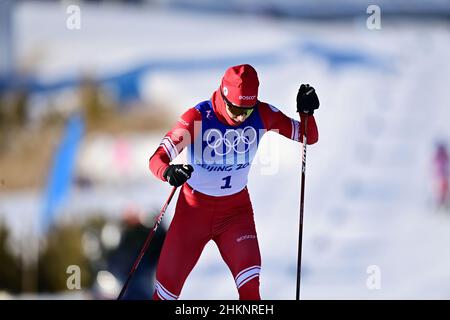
top-left (149, 107), bottom-right (202, 181)
top-left (257, 103), bottom-right (318, 145)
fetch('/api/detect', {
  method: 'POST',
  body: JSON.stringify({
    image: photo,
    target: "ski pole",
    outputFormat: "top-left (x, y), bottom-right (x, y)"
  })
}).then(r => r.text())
top-left (117, 186), bottom-right (178, 300)
top-left (296, 114), bottom-right (308, 300)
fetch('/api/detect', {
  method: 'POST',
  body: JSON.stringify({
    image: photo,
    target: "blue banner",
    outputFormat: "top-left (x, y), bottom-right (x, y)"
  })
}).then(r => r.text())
top-left (41, 114), bottom-right (84, 234)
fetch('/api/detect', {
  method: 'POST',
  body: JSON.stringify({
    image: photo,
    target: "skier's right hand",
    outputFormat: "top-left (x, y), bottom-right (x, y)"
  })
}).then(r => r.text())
top-left (163, 164), bottom-right (194, 187)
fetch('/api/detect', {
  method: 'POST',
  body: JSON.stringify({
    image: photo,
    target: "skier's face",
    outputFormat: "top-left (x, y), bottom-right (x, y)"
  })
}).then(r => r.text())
top-left (222, 93), bottom-right (256, 123)
top-left (225, 105), bottom-right (253, 123)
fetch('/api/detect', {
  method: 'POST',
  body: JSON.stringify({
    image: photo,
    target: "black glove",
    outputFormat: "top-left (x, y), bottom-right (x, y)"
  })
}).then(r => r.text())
top-left (163, 164), bottom-right (194, 187)
top-left (296, 84), bottom-right (320, 115)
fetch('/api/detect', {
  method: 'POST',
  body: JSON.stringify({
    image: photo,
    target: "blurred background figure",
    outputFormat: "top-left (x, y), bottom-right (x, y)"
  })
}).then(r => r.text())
top-left (433, 142), bottom-right (449, 212)
top-left (98, 206), bottom-right (166, 300)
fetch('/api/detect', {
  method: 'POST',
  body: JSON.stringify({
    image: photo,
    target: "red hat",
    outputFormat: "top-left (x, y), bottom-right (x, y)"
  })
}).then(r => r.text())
top-left (220, 64), bottom-right (259, 108)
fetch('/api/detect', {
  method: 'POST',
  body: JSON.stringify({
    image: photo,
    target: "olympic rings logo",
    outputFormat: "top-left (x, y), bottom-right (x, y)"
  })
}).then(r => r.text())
top-left (204, 126), bottom-right (258, 156)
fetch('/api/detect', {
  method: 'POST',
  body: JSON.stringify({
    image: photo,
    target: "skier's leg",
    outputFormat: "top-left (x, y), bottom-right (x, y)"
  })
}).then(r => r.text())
top-left (153, 186), bottom-right (211, 300)
top-left (214, 204), bottom-right (262, 300)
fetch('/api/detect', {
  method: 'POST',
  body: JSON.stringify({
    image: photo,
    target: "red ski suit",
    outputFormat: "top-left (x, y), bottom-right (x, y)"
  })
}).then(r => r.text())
top-left (149, 88), bottom-right (318, 300)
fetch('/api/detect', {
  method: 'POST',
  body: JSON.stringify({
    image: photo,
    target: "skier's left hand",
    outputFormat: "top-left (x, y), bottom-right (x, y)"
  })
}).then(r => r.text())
top-left (296, 84), bottom-right (320, 115)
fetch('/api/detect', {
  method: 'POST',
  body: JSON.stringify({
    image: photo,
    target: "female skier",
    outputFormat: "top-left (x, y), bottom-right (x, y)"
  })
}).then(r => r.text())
top-left (149, 64), bottom-right (320, 300)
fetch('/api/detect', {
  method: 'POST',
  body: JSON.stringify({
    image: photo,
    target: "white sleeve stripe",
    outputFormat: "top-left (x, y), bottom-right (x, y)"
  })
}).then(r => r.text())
top-left (156, 281), bottom-right (178, 300)
top-left (159, 143), bottom-right (172, 161)
top-left (160, 140), bottom-right (174, 159)
top-left (290, 119), bottom-right (295, 140)
top-left (164, 137), bottom-right (179, 157)
top-left (293, 120), bottom-right (300, 142)
top-left (165, 136), bottom-right (179, 156)
top-left (161, 137), bottom-right (178, 160)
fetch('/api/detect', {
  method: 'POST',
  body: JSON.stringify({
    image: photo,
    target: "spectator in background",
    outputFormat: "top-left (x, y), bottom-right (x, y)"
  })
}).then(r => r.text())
top-left (106, 206), bottom-right (166, 299)
top-left (433, 142), bottom-right (449, 211)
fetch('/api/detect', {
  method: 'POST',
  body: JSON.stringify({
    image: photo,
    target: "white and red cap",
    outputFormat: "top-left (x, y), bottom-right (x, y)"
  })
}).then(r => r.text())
top-left (220, 64), bottom-right (259, 108)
